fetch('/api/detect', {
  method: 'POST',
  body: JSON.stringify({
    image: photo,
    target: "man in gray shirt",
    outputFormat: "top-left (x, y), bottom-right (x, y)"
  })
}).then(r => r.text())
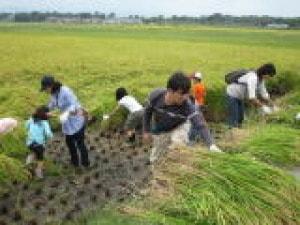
top-left (143, 71), bottom-right (222, 162)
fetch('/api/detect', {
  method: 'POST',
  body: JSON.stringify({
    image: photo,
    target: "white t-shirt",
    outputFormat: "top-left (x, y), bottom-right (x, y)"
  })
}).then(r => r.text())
top-left (118, 96), bottom-right (143, 113)
top-left (226, 71), bottom-right (270, 100)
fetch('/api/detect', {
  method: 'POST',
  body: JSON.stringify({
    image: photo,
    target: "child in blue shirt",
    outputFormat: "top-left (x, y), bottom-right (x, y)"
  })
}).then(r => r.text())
top-left (25, 106), bottom-right (53, 179)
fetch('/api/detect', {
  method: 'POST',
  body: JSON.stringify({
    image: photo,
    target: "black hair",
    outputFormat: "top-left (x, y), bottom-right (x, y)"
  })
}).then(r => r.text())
top-left (257, 63), bottom-right (276, 79)
top-left (167, 71), bottom-right (191, 94)
top-left (116, 87), bottom-right (128, 101)
top-left (33, 105), bottom-right (50, 122)
top-left (51, 81), bottom-right (62, 95)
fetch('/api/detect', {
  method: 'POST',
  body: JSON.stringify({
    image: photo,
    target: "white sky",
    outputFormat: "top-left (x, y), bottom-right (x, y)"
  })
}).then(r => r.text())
top-left (0, 0), bottom-right (299, 17)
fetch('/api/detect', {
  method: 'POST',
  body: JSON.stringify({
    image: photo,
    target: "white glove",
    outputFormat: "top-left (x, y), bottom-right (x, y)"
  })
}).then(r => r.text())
top-left (209, 144), bottom-right (223, 153)
top-left (261, 105), bottom-right (273, 115)
top-left (295, 113), bottom-right (300, 121)
top-left (103, 114), bottom-right (110, 120)
top-left (59, 111), bottom-right (70, 123)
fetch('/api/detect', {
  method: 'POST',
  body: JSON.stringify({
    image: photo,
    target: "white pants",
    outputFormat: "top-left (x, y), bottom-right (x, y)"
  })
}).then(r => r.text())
top-left (150, 122), bottom-right (191, 163)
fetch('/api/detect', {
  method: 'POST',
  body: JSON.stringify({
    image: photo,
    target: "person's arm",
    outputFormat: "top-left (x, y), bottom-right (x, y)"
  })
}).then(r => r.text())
top-left (259, 82), bottom-right (274, 106)
top-left (246, 76), bottom-right (264, 108)
top-left (44, 121), bottom-right (53, 140)
top-left (143, 101), bottom-right (153, 133)
top-left (47, 95), bottom-right (57, 111)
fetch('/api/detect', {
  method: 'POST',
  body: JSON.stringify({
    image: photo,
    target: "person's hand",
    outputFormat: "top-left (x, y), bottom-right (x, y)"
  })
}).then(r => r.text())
top-left (209, 144), bottom-right (223, 153)
top-left (295, 113), bottom-right (300, 121)
top-left (261, 105), bottom-right (273, 115)
top-left (46, 112), bottom-right (56, 118)
top-left (102, 114), bottom-right (110, 121)
top-left (143, 132), bottom-right (152, 144)
top-left (59, 111), bottom-right (70, 123)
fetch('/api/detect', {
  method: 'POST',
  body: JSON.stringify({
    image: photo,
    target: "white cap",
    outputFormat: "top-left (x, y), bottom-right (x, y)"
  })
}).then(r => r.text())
top-left (194, 72), bottom-right (203, 79)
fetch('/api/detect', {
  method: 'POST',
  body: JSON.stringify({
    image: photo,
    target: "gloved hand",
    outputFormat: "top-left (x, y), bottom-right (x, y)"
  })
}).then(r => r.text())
top-left (59, 111), bottom-right (70, 124)
top-left (295, 113), bottom-right (300, 121)
top-left (102, 114), bottom-right (110, 120)
top-left (209, 144), bottom-right (223, 153)
top-left (261, 105), bottom-right (273, 115)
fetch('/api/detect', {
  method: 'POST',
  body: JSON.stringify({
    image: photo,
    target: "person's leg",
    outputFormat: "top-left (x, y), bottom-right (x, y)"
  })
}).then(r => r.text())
top-left (171, 122), bottom-right (190, 148)
top-left (227, 95), bottom-right (239, 128)
top-left (74, 127), bottom-right (90, 167)
top-left (124, 113), bottom-right (136, 142)
top-left (237, 99), bottom-right (245, 127)
top-left (26, 152), bottom-right (35, 165)
top-left (65, 134), bottom-right (79, 167)
top-left (150, 133), bottom-right (171, 163)
top-left (32, 144), bottom-right (45, 179)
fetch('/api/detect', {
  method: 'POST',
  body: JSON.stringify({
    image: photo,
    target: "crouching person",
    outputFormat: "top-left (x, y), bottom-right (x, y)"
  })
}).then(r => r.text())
top-left (115, 87), bottom-right (144, 142)
top-left (26, 106), bottom-right (53, 179)
top-left (226, 63), bottom-right (277, 128)
top-left (143, 71), bottom-right (222, 163)
top-left (40, 75), bottom-right (90, 168)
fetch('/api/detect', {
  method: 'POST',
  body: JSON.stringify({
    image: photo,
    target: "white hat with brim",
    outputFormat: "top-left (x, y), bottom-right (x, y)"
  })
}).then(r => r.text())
top-left (194, 72), bottom-right (203, 79)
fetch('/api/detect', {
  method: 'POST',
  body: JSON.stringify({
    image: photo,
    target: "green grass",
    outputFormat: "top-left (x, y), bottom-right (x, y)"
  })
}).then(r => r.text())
top-left (0, 23), bottom-right (300, 119)
top-left (176, 152), bottom-right (300, 225)
top-left (237, 125), bottom-right (300, 167)
top-left (66, 208), bottom-right (195, 225)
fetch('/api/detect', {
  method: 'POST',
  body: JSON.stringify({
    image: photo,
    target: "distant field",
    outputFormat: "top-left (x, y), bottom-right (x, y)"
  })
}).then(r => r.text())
top-left (0, 23), bottom-right (299, 118)
top-left (0, 23), bottom-right (300, 225)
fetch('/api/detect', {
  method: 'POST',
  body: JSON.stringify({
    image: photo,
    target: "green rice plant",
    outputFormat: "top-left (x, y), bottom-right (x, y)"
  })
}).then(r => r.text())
top-left (65, 209), bottom-right (191, 225)
top-left (177, 152), bottom-right (300, 225)
top-left (238, 125), bottom-right (300, 167)
top-left (0, 126), bottom-right (27, 159)
top-left (0, 154), bottom-right (29, 186)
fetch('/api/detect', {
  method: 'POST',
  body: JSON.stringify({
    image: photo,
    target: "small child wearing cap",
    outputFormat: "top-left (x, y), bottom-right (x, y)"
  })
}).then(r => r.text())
top-left (25, 106), bottom-right (53, 179)
top-left (191, 72), bottom-right (206, 111)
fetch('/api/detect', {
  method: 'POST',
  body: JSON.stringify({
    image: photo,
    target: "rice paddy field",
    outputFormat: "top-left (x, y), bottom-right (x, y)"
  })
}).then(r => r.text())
top-left (0, 23), bottom-right (299, 225)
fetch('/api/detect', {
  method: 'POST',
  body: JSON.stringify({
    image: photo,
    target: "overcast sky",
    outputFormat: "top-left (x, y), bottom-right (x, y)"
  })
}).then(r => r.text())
top-left (0, 0), bottom-right (299, 17)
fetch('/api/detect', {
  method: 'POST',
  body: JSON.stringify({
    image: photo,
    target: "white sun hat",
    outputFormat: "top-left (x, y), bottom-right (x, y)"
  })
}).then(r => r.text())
top-left (194, 72), bottom-right (203, 79)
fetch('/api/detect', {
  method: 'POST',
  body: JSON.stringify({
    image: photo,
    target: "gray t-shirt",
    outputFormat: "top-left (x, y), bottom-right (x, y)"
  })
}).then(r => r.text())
top-left (143, 88), bottom-right (213, 146)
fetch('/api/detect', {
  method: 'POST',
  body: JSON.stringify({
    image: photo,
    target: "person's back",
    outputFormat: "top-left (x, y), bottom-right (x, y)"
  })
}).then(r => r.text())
top-left (226, 71), bottom-right (270, 101)
top-left (25, 106), bottom-right (53, 179)
top-left (26, 118), bottom-right (53, 146)
top-left (119, 95), bottom-right (143, 113)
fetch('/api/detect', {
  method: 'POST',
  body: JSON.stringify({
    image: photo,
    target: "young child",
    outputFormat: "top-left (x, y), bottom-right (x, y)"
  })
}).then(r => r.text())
top-left (25, 106), bottom-right (53, 179)
top-left (112, 87), bottom-right (144, 142)
top-left (192, 72), bottom-right (206, 111)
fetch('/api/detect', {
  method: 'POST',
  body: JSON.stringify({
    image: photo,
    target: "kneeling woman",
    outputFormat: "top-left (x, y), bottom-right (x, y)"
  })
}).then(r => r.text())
top-left (40, 75), bottom-right (90, 168)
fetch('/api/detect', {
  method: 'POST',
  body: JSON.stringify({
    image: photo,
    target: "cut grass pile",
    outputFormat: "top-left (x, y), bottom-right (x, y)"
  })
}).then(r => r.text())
top-left (237, 125), bottom-right (300, 167)
top-left (176, 152), bottom-right (300, 225)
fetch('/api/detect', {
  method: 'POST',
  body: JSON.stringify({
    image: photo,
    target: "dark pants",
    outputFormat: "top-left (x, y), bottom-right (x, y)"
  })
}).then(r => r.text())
top-left (29, 142), bottom-right (45, 160)
top-left (227, 95), bottom-right (244, 128)
top-left (65, 127), bottom-right (90, 167)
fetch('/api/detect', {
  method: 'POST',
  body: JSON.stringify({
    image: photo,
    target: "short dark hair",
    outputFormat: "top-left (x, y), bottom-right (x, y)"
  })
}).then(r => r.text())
top-left (51, 81), bottom-right (62, 94)
top-left (33, 105), bottom-right (49, 122)
top-left (167, 71), bottom-right (191, 94)
top-left (116, 87), bottom-right (128, 101)
top-left (257, 63), bottom-right (276, 78)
